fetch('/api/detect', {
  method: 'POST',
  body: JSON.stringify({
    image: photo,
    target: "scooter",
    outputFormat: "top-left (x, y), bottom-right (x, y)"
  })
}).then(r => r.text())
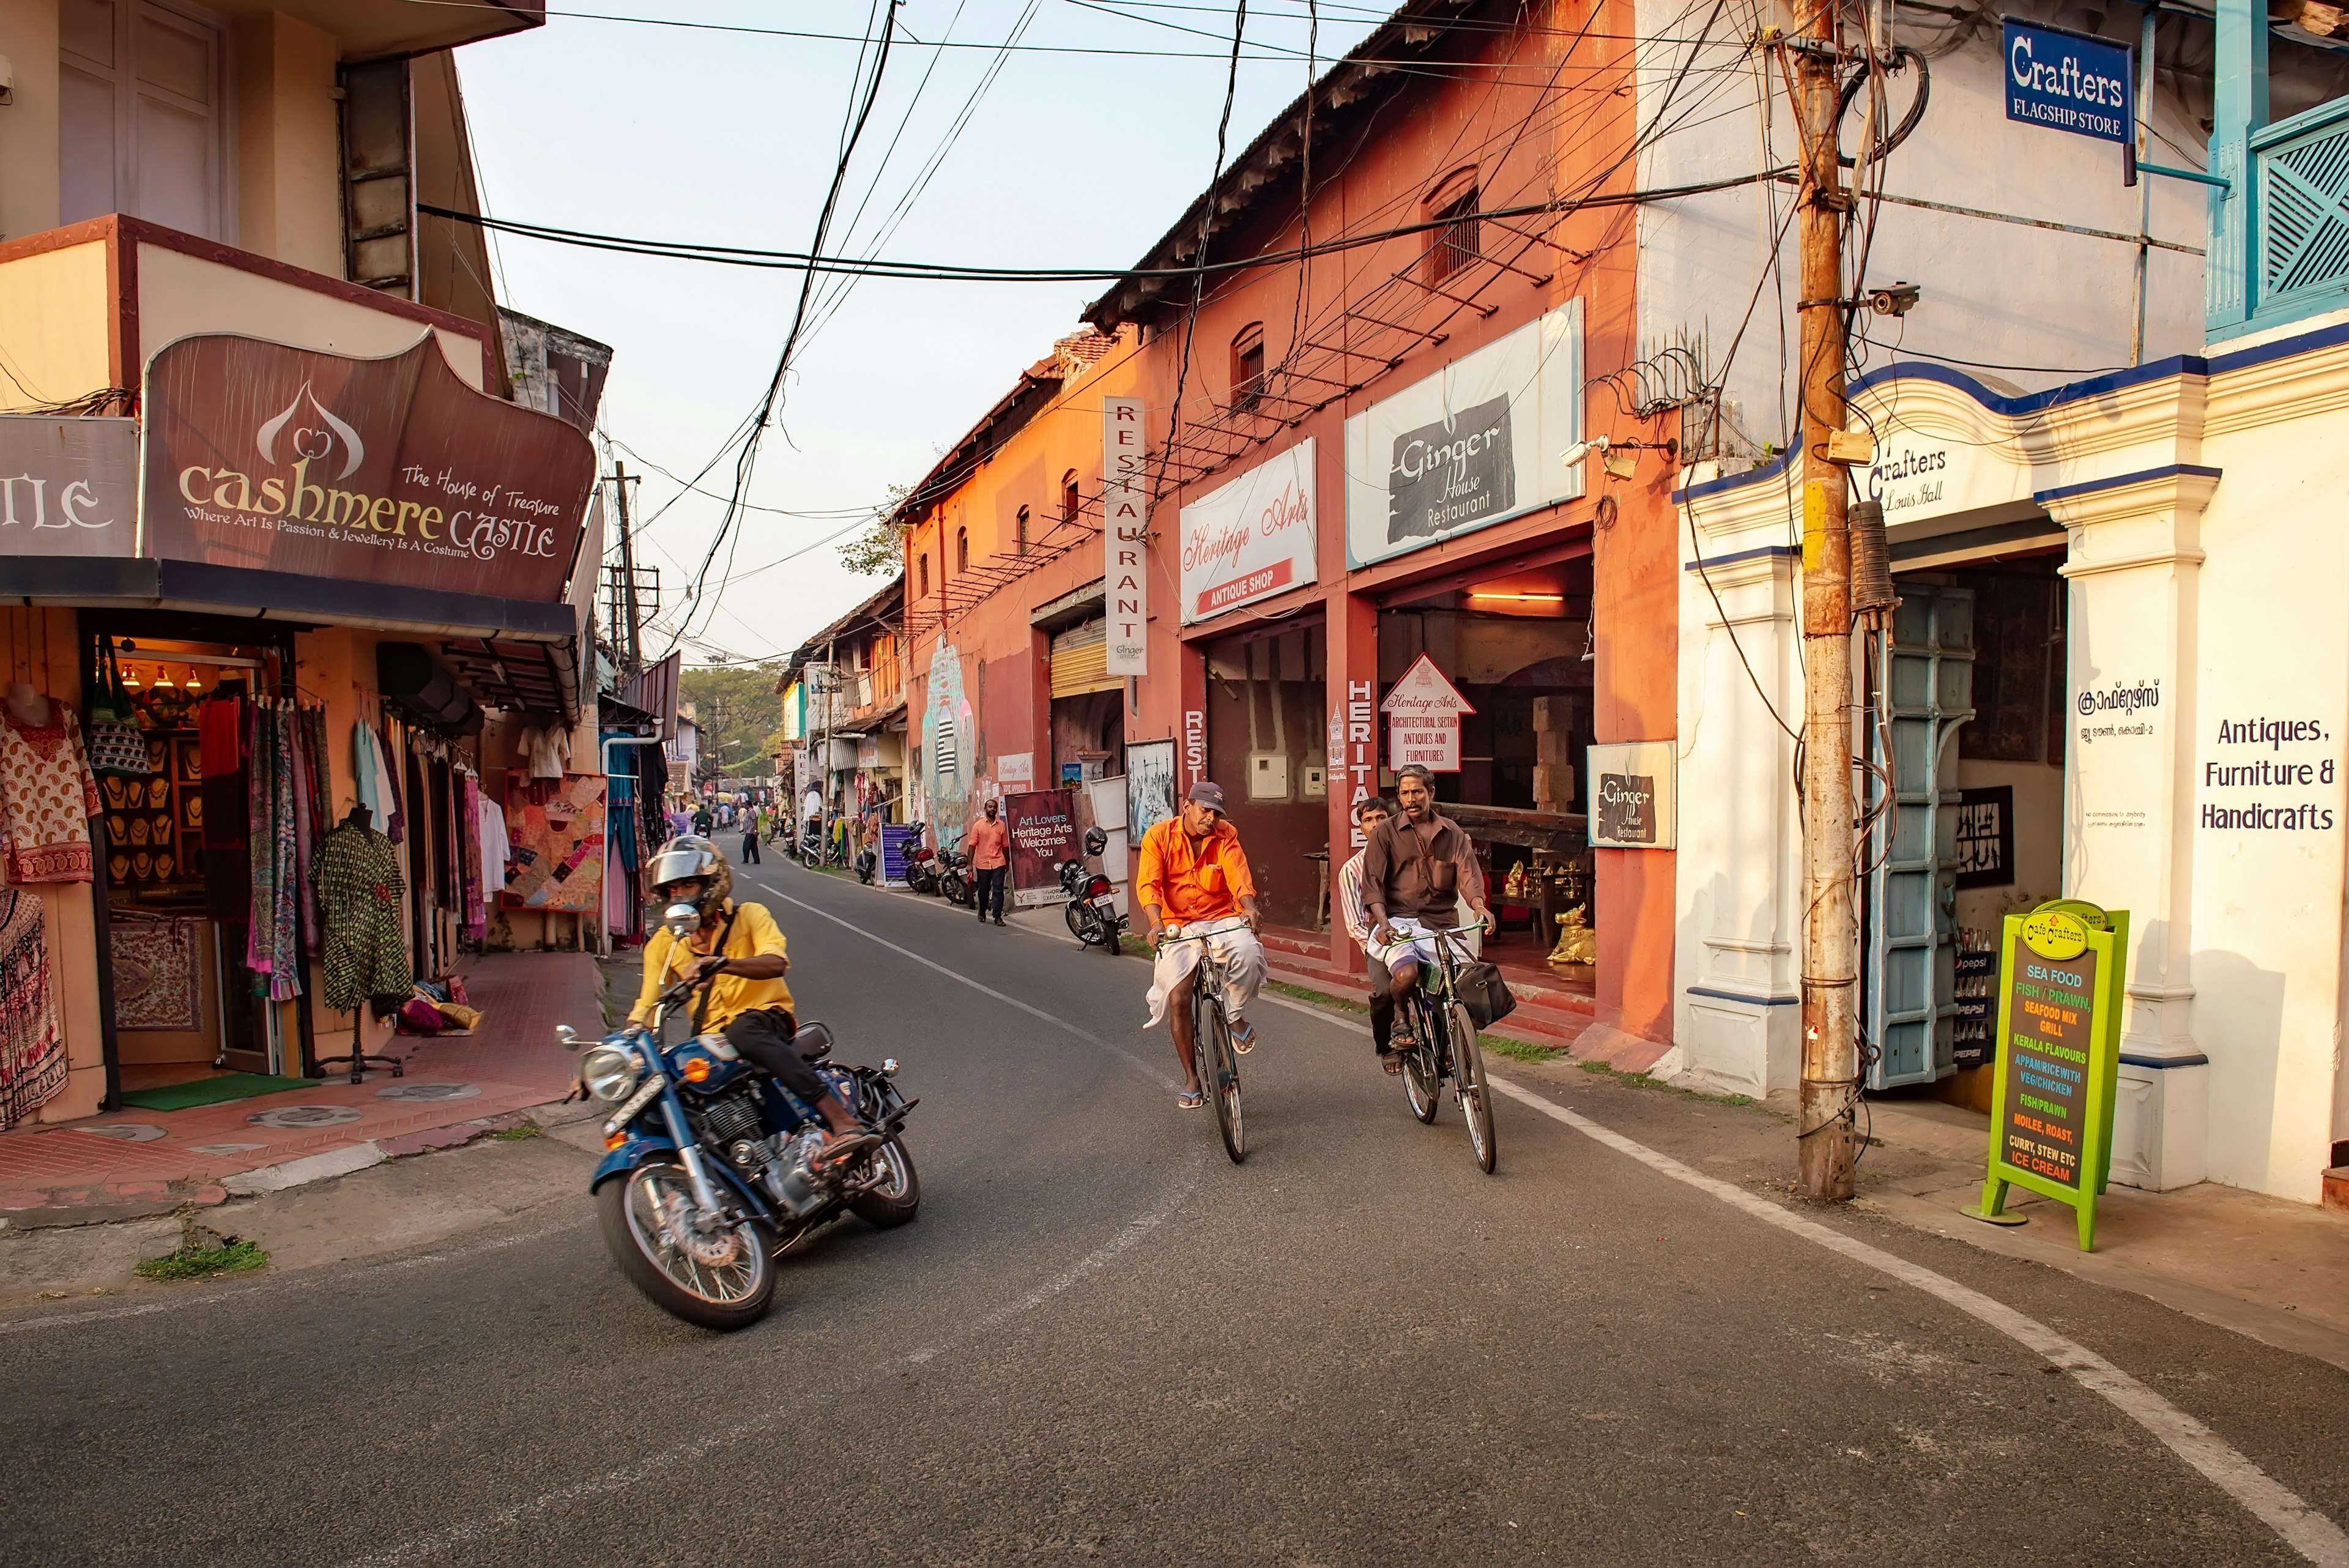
top-left (1059, 827), bottom-right (1126, 954)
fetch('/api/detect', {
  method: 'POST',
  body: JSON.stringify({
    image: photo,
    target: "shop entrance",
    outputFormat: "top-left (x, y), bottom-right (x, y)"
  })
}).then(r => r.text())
top-left (85, 622), bottom-right (303, 1087)
top-left (1863, 549), bottom-right (2066, 1094)
top-left (1201, 621), bottom-right (1326, 927)
top-left (1377, 551), bottom-right (1596, 996)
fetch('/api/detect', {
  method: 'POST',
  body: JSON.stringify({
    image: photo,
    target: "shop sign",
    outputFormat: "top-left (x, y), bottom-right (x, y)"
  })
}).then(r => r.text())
top-left (2003, 19), bottom-right (2134, 147)
top-left (0, 415), bottom-right (138, 557)
top-left (996, 751), bottom-right (1034, 791)
top-left (1343, 302), bottom-right (1581, 568)
top-left (1586, 740), bottom-right (1677, 849)
top-left (1972, 898), bottom-right (2130, 1250)
top-left (1382, 654), bottom-right (1474, 773)
top-left (879, 823), bottom-right (922, 888)
top-left (1003, 788), bottom-right (1079, 904)
top-left (1103, 396), bottom-right (1148, 675)
top-left (1126, 738), bottom-right (1177, 840)
top-left (1179, 438), bottom-right (1316, 622)
top-left (141, 333), bottom-right (595, 603)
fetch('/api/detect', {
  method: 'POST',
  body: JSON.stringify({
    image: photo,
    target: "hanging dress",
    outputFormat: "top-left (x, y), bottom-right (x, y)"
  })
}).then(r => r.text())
top-left (311, 822), bottom-right (412, 1012)
top-left (0, 701), bottom-right (104, 884)
top-left (0, 890), bottom-right (62, 1128)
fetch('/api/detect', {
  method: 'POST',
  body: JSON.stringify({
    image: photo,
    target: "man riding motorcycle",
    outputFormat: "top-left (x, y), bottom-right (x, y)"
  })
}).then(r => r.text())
top-left (631, 836), bottom-right (870, 1161)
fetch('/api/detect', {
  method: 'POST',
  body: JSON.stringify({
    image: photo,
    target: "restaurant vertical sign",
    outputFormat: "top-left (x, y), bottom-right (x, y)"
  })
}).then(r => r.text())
top-left (1970, 900), bottom-right (2128, 1250)
top-left (1102, 396), bottom-right (1148, 676)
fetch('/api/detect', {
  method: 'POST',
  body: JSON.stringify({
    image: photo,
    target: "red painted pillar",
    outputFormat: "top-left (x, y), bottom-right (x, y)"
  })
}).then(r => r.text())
top-left (1323, 584), bottom-right (1379, 977)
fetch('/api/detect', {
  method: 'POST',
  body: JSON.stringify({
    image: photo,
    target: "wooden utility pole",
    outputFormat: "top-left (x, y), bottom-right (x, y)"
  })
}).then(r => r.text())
top-left (1795, 13), bottom-right (1860, 1200)
top-left (611, 462), bottom-right (643, 676)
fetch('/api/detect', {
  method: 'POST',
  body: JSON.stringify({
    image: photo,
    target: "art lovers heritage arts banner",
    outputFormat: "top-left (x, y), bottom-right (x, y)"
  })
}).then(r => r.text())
top-left (141, 333), bottom-right (596, 603)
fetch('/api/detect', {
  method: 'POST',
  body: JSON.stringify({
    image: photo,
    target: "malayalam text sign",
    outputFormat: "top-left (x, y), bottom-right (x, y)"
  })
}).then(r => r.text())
top-left (2003, 20), bottom-right (2134, 146)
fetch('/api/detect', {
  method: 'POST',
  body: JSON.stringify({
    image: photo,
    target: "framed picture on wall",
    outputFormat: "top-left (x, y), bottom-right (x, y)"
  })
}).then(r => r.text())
top-left (1586, 741), bottom-right (1675, 849)
top-left (1126, 739), bottom-right (1176, 841)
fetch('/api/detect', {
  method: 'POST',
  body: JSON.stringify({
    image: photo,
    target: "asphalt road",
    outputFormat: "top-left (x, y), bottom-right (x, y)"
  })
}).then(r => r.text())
top-left (6, 856), bottom-right (2348, 1567)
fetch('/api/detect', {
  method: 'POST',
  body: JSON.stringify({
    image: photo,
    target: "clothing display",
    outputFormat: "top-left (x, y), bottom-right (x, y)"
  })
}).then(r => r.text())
top-left (0, 700), bottom-right (104, 884)
top-left (0, 890), bottom-right (63, 1129)
top-left (311, 820), bottom-right (412, 1012)
top-left (515, 723), bottom-right (570, 780)
top-left (477, 794), bottom-right (511, 912)
top-left (352, 721), bottom-right (404, 844)
top-left (199, 695), bottom-right (250, 923)
top-left (459, 773), bottom-right (486, 940)
top-left (108, 916), bottom-right (204, 1031)
top-left (245, 702), bottom-right (302, 1001)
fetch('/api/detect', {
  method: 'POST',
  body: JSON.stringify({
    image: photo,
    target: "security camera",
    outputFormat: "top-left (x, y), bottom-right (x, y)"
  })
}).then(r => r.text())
top-left (1865, 281), bottom-right (1921, 318)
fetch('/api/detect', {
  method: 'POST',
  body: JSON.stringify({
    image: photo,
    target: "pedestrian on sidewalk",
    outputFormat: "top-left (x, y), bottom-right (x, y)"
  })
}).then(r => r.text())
top-left (1335, 795), bottom-right (1398, 1069)
top-left (740, 812), bottom-right (762, 865)
top-left (968, 797), bottom-right (1010, 925)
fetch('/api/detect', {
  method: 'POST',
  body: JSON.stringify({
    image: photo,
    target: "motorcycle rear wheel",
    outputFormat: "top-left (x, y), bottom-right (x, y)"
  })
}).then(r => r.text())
top-left (942, 872), bottom-right (969, 906)
top-left (848, 1135), bottom-right (922, 1227)
top-left (596, 1157), bottom-right (774, 1331)
top-left (1064, 897), bottom-right (1097, 946)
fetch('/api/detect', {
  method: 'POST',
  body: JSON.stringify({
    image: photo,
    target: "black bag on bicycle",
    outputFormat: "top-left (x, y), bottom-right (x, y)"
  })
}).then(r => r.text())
top-left (1454, 960), bottom-right (1517, 1028)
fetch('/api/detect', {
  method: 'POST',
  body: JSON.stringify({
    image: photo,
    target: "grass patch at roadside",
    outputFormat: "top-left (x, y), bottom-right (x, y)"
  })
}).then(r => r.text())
top-left (1267, 980), bottom-right (1368, 1014)
top-left (1577, 1058), bottom-right (1754, 1107)
top-left (135, 1238), bottom-right (267, 1282)
top-left (1267, 982), bottom-right (1563, 1061)
top-left (490, 1121), bottom-right (543, 1141)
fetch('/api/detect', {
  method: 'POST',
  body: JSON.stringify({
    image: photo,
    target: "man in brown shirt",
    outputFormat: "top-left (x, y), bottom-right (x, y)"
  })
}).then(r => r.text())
top-left (1362, 764), bottom-right (1490, 1048)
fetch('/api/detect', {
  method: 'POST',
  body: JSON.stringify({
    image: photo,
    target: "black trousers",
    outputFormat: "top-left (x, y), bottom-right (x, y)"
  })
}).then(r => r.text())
top-left (722, 1006), bottom-right (831, 1109)
top-left (1367, 952), bottom-right (1393, 1052)
top-left (740, 830), bottom-right (762, 863)
top-left (973, 866), bottom-right (1006, 920)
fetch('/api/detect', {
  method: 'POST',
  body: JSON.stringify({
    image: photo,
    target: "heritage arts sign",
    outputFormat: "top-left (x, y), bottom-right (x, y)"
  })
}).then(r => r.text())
top-left (1003, 788), bottom-right (1080, 906)
top-left (141, 333), bottom-right (595, 602)
top-left (1179, 437), bottom-right (1316, 623)
top-left (1343, 301), bottom-right (1582, 569)
top-left (1102, 396), bottom-right (1148, 675)
top-left (1382, 654), bottom-right (1474, 773)
top-left (1971, 899), bottom-right (2129, 1250)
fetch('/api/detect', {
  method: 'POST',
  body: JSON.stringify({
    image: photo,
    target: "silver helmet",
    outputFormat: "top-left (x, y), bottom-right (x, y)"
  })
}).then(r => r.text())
top-left (647, 834), bottom-right (729, 915)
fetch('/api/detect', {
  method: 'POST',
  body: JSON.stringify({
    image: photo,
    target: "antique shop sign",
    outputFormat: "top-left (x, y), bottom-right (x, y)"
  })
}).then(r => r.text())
top-left (141, 333), bottom-right (595, 601)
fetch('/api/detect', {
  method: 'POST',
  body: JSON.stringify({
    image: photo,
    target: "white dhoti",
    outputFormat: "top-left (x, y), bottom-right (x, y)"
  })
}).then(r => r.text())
top-left (1145, 919), bottom-right (1267, 1029)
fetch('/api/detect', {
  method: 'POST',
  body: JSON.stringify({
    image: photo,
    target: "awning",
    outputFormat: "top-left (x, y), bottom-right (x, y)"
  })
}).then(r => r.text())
top-left (0, 555), bottom-right (581, 642)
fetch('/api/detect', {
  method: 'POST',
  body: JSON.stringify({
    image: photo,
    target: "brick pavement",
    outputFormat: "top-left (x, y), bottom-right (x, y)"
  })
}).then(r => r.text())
top-left (0, 951), bottom-right (604, 1214)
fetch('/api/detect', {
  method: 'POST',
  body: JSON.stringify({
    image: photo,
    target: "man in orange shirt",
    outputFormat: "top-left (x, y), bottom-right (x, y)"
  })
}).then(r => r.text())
top-left (1138, 780), bottom-right (1266, 1109)
top-left (967, 797), bottom-right (1010, 926)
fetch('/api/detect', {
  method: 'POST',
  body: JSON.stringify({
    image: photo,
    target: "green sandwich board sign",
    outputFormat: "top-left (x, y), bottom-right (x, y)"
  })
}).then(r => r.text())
top-left (1969, 898), bottom-right (2129, 1250)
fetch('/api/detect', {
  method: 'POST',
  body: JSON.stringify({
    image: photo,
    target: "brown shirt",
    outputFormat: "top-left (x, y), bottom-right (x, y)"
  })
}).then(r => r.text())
top-left (1362, 811), bottom-right (1484, 929)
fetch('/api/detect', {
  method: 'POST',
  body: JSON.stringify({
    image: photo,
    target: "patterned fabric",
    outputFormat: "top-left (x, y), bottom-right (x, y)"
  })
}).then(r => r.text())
top-left (0, 702), bottom-right (103, 884)
top-left (247, 702), bottom-right (301, 1001)
top-left (109, 918), bottom-right (202, 1031)
top-left (311, 823), bottom-right (411, 1013)
top-left (0, 890), bottom-right (63, 1128)
top-left (459, 773), bottom-right (486, 940)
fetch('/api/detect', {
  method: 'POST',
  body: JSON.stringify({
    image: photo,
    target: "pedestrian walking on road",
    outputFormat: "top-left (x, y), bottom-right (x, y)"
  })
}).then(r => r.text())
top-left (740, 815), bottom-right (762, 865)
top-left (968, 797), bottom-right (1010, 925)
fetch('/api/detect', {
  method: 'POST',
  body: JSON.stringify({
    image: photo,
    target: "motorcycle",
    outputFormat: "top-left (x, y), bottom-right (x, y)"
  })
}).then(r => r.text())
top-left (936, 843), bottom-right (972, 907)
top-left (1059, 826), bottom-right (1127, 954)
top-left (902, 824), bottom-right (943, 897)
top-left (855, 840), bottom-right (878, 884)
top-left (560, 903), bottom-right (921, 1330)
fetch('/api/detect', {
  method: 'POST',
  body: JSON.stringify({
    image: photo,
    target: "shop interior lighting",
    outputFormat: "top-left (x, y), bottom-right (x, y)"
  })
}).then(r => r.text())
top-left (1468, 591), bottom-right (1567, 603)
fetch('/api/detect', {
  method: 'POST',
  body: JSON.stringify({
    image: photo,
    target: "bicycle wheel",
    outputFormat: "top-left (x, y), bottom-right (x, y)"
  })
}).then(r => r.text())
top-left (1450, 1000), bottom-right (1496, 1174)
top-left (1399, 995), bottom-right (1441, 1125)
top-left (1197, 991), bottom-right (1245, 1164)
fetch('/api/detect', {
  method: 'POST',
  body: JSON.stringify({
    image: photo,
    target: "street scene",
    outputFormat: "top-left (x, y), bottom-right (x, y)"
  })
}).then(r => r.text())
top-left (4, 0), bottom-right (2349, 1561)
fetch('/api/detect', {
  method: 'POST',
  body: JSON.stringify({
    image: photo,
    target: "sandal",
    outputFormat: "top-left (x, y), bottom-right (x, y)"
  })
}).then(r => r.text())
top-left (814, 1129), bottom-right (881, 1166)
top-left (1381, 1054), bottom-right (1405, 1076)
top-left (1176, 1089), bottom-right (1206, 1109)
top-left (1229, 1019), bottom-right (1256, 1054)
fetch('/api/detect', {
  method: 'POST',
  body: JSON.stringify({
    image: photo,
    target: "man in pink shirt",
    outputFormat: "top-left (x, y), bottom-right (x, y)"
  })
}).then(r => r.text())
top-left (967, 796), bottom-right (1011, 926)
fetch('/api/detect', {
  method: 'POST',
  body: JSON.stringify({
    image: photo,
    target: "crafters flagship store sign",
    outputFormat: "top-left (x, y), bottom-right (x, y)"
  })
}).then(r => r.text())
top-left (141, 333), bottom-right (596, 602)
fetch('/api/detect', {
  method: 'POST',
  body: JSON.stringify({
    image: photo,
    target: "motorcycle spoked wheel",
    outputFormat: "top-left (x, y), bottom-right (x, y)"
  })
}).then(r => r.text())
top-left (1064, 897), bottom-right (1099, 946)
top-left (596, 1157), bottom-right (776, 1331)
top-left (941, 872), bottom-right (969, 906)
top-left (848, 1135), bottom-right (922, 1227)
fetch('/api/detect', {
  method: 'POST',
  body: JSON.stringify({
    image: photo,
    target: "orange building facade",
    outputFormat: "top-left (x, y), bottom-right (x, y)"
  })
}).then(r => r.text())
top-left (898, 0), bottom-right (1685, 1049)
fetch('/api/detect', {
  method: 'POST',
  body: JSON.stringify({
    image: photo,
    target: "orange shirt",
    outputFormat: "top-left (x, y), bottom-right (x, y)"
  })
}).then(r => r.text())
top-left (967, 816), bottom-right (1010, 870)
top-left (1137, 817), bottom-right (1255, 923)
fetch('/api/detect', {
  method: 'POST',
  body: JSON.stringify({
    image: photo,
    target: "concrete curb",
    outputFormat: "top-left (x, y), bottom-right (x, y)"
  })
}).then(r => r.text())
top-left (221, 1142), bottom-right (389, 1196)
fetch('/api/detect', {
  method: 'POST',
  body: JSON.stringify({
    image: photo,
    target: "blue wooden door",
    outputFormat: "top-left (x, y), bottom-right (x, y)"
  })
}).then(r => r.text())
top-left (1863, 589), bottom-right (1975, 1088)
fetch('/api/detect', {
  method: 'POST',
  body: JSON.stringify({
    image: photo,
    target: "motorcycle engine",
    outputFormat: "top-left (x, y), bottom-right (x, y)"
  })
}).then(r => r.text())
top-left (694, 1087), bottom-right (766, 1164)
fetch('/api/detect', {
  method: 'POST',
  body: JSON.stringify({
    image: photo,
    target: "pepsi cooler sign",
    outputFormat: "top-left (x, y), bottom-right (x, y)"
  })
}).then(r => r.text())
top-left (2003, 19), bottom-right (2134, 146)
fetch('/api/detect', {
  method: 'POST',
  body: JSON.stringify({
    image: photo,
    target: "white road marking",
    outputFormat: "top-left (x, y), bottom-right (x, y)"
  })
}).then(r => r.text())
top-left (336, 1156), bottom-right (1204, 1567)
top-left (1482, 1077), bottom-right (2349, 1567)
top-left (755, 875), bottom-right (1178, 1090)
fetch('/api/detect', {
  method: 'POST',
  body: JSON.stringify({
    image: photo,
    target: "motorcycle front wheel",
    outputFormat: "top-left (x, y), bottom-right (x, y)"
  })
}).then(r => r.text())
top-left (1064, 897), bottom-right (1097, 946)
top-left (848, 1135), bottom-right (922, 1227)
top-left (596, 1157), bottom-right (775, 1331)
top-left (941, 872), bottom-right (968, 906)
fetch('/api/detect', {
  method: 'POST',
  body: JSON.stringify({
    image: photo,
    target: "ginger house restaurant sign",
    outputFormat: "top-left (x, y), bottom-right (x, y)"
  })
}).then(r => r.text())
top-left (141, 333), bottom-right (595, 602)
top-left (1383, 654), bottom-right (1474, 773)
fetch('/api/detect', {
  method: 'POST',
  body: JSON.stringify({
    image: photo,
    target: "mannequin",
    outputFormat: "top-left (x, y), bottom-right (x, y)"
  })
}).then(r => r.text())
top-left (6, 681), bottom-right (51, 728)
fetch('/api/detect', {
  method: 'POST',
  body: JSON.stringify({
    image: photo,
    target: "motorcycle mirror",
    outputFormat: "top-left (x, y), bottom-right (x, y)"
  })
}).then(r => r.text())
top-left (556, 1024), bottom-right (580, 1050)
top-left (662, 901), bottom-right (703, 937)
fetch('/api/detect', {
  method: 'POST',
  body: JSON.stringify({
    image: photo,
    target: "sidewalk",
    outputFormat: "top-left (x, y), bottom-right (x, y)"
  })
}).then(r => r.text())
top-left (0, 950), bottom-right (606, 1222)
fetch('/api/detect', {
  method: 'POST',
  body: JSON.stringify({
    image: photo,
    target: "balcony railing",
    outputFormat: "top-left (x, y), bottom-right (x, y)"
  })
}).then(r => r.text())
top-left (2254, 95), bottom-right (2349, 318)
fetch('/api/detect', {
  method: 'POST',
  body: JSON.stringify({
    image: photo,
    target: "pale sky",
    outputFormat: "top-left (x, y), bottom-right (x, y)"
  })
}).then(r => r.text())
top-left (454, 1), bottom-right (1384, 667)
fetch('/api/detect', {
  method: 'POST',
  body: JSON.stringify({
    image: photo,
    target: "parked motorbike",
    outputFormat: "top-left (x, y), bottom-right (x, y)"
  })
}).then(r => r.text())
top-left (560, 904), bottom-right (921, 1330)
top-left (902, 824), bottom-right (943, 896)
top-left (937, 843), bottom-right (972, 907)
top-left (855, 841), bottom-right (878, 884)
top-left (796, 822), bottom-right (822, 864)
top-left (1059, 826), bottom-right (1126, 954)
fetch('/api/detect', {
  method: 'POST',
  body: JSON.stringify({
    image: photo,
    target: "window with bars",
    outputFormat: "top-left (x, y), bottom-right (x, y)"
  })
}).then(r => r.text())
top-left (1062, 470), bottom-right (1080, 526)
top-left (1230, 322), bottom-right (1266, 412)
top-left (1015, 506), bottom-right (1030, 555)
top-left (919, 552), bottom-right (930, 597)
top-left (956, 526), bottom-right (969, 572)
top-left (1426, 185), bottom-right (1480, 285)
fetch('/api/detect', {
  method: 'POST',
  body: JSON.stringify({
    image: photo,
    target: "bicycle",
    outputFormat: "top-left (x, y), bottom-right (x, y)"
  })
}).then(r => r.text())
top-left (1159, 917), bottom-right (1249, 1164)
top-left (1389, 920), bottom-right (1497, 1174)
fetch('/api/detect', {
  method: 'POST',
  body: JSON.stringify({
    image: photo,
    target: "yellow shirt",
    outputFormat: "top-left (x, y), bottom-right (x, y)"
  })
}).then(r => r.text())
top-left (630, 899), bottom-right (795, 1031)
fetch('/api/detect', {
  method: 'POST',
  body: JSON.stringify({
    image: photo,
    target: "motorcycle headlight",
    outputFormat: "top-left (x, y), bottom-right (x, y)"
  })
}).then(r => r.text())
top-left (581, 1042), bottom-right (643, 1103)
